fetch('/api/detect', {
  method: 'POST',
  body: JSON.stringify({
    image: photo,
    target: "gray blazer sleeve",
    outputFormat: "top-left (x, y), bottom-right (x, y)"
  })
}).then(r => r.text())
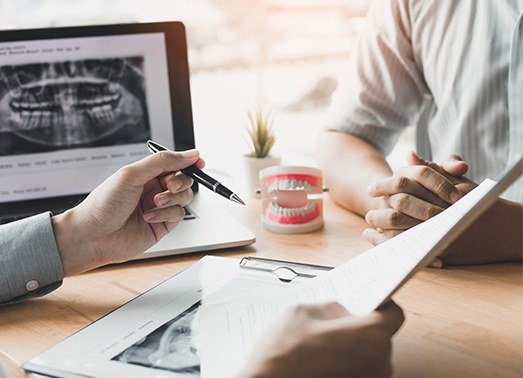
top-left (0, 212), bottom-right (64, 305)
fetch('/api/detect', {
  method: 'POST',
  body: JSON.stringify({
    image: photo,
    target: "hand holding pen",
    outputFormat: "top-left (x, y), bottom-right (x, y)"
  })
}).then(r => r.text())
top-left (147, 140), bottom-right (245, 205)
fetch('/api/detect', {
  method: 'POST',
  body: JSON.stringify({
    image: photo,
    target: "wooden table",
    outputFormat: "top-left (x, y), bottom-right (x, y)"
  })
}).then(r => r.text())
top-left (0, 196), bottom-right (522, 377)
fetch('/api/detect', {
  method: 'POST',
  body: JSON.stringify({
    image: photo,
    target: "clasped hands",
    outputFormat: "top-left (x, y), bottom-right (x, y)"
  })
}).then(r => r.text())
top-left (362, 152), bottom-right (478, 266)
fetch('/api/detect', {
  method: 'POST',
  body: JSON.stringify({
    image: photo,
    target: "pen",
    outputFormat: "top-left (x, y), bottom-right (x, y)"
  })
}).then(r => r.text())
top-left (147, 140), bottom-right (245, 205)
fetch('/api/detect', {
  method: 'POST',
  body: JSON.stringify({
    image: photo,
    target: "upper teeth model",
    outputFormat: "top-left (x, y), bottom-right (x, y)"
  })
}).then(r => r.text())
top-left (259, 166), bottom-right (324, 234)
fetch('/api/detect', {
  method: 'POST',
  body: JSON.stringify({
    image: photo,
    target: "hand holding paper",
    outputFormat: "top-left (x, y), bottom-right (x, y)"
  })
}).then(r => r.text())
top-left (241, 301), bottom-right (404, 378)
top-left (199, 157), bottom-right (522, 378)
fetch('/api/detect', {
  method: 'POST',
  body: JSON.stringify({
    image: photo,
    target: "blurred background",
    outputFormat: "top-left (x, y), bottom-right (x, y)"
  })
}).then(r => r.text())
top-left (0, 0), bottom-right (411, 185)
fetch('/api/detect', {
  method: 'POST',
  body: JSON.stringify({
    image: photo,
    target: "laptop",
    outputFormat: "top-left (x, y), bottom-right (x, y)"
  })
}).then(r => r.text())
top-left (0, 22), bottom-right (255, 258)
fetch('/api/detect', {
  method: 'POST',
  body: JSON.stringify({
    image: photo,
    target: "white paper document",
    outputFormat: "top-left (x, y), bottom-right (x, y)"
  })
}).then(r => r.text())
top-left (23, 256), bottom-right (324, 378)
top-left (198, 179), bottom-right (504, 378)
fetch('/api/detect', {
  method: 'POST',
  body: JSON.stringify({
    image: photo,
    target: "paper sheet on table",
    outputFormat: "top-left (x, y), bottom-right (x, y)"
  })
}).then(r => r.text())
top-left (199, 179), bottom-right (499, 378)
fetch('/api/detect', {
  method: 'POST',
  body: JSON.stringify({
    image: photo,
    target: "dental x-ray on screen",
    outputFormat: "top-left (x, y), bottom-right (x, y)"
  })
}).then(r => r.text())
top-left (0, 57), bottom-right (150, 156)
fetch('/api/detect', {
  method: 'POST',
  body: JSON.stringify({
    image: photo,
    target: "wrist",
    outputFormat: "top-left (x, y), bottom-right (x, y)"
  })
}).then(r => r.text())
top-left (51, 209), bottom-right (95, 277)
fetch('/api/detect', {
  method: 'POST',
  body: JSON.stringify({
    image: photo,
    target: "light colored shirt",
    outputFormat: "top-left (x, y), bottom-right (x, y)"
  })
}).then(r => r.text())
top-left (0, 212), bottom-right (63, 304)
top-left (328, 0), bottom-right (523, 201)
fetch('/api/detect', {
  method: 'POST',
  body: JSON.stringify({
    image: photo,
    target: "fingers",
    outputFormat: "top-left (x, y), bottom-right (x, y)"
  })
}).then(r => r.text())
top-left (372, 301), bottom-right (405, 336)
top-left (143, 203), bottom-right (186, 223)
top-left (362, 228), bottom-right (403, 245)
top-left (407, 150), bottom-right (429, 167)
top-left (362, 228), bottom-right (402, 245)
top-left (290, 302), bottom-right (350, 321)
top-left (154, 188), bottom-right (194, 209)
top-left (365, 208), bottom-right (422, 230)
top-left (363, 228), bottom-right (389, 245)
top-left (441, 155), bottom-right (469, 176)
top-left (119, 150), bottom-right (201, 187)
top-left (158, 172), bottom-right (194, 193)
top-left (322, 301), bottom-right (404, 338)
top-left (368, 177), bottom-right (449, 209)
top-left (401, 165), bottom-right (462, 203)
top-left (409, 150), bottom-right (469, 177)
top-left (387, 193), bottom-right (445, 221)
top-left (312, 302), bottom-right (350, 320)
top-left (429, 257), bottom-right (445, 269)
top-left (195, 157), bottom-right (206, 169)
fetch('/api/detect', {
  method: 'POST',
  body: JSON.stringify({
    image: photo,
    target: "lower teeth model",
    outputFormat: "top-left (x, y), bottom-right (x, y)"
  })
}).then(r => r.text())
top-left (259, 166), bottom-right (324, 233)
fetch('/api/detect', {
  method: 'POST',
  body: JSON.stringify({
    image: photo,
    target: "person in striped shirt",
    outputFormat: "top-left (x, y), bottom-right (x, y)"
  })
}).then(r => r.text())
top-left (318, 0), bottom-right (522, 265)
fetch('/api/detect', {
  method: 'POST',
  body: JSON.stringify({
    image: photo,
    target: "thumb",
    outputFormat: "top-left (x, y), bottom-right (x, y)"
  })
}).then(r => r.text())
top-left (120, 150), bottom-right (201, 187)
top-left (325, 301), bottom-right (404, 337)
top-left (441, 155), bottom-right (469, 177)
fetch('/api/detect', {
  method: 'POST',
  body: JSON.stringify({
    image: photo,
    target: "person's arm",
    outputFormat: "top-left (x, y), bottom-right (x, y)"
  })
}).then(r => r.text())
top-left (242, 301), bottom-right (404, 378)
top-left (0, 212), bottom-right (64, 304)
top-left (317, 131), bottom-right (392, 216)
top-left (0, 150), bottom-right (203, 304)
top-left (440, 197), bottom-right (523, 265)
top-left (318, 0), bottom-right (429, 215)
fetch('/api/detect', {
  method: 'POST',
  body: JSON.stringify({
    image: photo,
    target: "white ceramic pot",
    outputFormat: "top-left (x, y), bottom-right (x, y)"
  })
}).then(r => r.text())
top-left (242, 155), bottom-right (281, 198)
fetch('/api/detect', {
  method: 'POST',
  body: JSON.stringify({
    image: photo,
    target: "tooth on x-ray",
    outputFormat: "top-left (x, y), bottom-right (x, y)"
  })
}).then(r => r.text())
top-left (0, 57), bottom-right (150, 152)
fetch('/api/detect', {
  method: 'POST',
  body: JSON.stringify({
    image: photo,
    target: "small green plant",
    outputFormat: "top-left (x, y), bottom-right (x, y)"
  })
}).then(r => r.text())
top-left (246, 107), bottom-right (276, 158)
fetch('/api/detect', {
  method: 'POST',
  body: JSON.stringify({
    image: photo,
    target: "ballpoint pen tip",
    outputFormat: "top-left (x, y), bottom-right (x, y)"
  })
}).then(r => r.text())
top-left (231, 193), bottom-right (246, 205)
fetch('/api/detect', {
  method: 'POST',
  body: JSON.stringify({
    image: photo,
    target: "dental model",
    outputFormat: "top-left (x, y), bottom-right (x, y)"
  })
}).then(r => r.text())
top-left (259, 165), bottom-right (324, 234)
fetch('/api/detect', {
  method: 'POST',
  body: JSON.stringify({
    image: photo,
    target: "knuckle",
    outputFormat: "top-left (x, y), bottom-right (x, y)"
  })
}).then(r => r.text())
top-left (434, 179), bottom-right (450, 195)
top-left (416, 166), bottom-right (432, 181)
top-left (425, 205), bottom-right (440, 219)
top-left (117, 165), bottom-right (137, 184)
top-left (387, 210), bottom-right (401, 226)
top-left (393, 176), bottom-right (409, 192)
top-left (391, 193), bottom-right (409, 210)
top-left (155, 150), bottom-right (172, 164)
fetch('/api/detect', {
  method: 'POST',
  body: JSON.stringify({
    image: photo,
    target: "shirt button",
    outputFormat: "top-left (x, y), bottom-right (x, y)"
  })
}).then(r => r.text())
top-left (25, 280), bottom-right (40, 291)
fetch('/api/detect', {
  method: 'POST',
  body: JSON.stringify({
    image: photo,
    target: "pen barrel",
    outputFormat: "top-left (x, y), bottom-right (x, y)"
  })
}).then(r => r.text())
top-left (215, 184), bottom-right (234, 199)
top-left (181, 165), bottom-right (219, 192)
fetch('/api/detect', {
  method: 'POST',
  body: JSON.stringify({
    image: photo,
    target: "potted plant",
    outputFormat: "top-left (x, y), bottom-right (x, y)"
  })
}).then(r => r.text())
top-left (243, 107), bottom-right (281, 197)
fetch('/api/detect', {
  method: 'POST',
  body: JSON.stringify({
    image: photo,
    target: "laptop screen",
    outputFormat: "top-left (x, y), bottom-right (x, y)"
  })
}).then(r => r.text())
top-left (0, 31), bottom-right (176, 204)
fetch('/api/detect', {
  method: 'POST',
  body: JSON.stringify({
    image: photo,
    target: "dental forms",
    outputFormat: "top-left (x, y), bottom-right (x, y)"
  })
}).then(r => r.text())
top-left (259, 166), bottom-right (324, 234)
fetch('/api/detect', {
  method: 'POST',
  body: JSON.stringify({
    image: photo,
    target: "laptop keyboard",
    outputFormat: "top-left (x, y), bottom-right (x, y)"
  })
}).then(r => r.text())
top-left (1, 207), bottom-right (196, 225)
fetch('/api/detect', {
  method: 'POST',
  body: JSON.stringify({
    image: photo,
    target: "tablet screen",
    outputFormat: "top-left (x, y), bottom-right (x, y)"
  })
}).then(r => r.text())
top-left (0, 32), bottom-right (174, 203)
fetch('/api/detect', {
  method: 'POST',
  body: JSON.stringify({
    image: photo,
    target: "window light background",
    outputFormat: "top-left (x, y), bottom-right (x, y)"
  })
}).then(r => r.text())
top-left (0, 0), bottom-right (412, 190)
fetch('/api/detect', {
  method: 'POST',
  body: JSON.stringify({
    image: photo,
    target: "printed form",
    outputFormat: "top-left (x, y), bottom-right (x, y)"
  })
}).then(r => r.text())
top-left (199, 179), bottom-right (498, 378)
